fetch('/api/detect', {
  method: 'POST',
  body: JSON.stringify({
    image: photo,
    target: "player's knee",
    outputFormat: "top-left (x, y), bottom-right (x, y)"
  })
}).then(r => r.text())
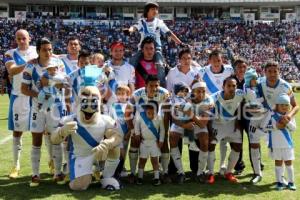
top-left (231, 143), bottom-right (242, 152)
top-left (69, 175), bottom-right (92, 191)
top-left (208, 143), bottom-right (216, 152)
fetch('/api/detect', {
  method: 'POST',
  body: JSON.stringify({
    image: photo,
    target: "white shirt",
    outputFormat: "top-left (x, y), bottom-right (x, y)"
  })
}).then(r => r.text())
top-left (134, 18), bottom-right (170, 50)
top-left (166, 65), bottom-right (199, 94)
top-left (135, 115), bottom-right (165, 142)
top-left (212, 89), bottom-right (244, 124)
top-left (22, 58), bottom-right (65, 106)
top-left (258, 111), bottom-right (296, 149)
top-left (257, 78), bottom-right (293, 110)
top-left (61, 114), bottom-right (118, 157)
top-left (5, 46), bottom-right (37, 96)
top-left (60, 54), bottom-right (78, 75)
top-left (105, 60), bottom-right (135, 86)
top-left (199, 65), bottom-right (233, 95)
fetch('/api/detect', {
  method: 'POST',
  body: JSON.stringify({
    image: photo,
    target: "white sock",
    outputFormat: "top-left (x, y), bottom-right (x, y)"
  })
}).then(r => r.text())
top-left (52, 144), bottom-right (62, 175)
top-left (154, 170), bottom-right (159, 179)
top-left (286, 165), bottom-right (294, 183)
top-left (103, 159), bottom-right (120, 178)
top-left (44, 134), bottom-right (53, 161)
top-left (170, 147), bottom-right (184, 174)
top-left (275, 166), bottom-right (283, 183)
top-left (197, 150), bottom-right (208, 175)
top-left (31, 146), bottom-right (41, 176)
top-left (220, 140), bottom-right (227, 169)
top-left (129, 147), bottom-right (138, 174)
top-left (138, 168), bottom-right (144, 179)
top-left (226, 150), bottom-right (240, 174)
top-left (250, 148), bottom-right (262, 176)
top-left (161, 153), bottom-right (169, 174)
top-left (12, 136), bottom-right (22, 169)
top-left (207, 151), bottom-right (215, 174)
top-left (62, 141), bottom-right (68, 164)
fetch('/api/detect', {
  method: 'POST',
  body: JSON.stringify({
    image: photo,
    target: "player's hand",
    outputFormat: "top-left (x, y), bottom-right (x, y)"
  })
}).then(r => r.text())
top-left (280, 115), bottom-right (291, 126)
top-left (61, 121), bottom-right (77, 137)
top-left (276, 121), bottom-right (286, 129)
top-left (184, 122), bottom-right (195, 130)
top-left (92, 142), bottom-right (109, 161)
top-left (157, 141), bottom-right (163, 148)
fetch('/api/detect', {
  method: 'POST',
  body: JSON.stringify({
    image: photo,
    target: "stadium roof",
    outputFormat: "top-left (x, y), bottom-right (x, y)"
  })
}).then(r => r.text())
top-left (2, 0), bottom-right (300, 6)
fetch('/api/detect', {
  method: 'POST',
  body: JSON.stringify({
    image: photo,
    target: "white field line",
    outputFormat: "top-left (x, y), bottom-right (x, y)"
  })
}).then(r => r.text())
top-left (0, 134), bottom-right (12, 145)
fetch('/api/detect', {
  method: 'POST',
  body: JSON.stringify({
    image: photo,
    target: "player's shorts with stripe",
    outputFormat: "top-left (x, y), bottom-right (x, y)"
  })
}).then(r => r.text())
top-left (30, 101), bottom-right (63, 133)
top-left (69, 154), bottom-right (94, 181)
top-left (211, 121), bottom-right (242, 144)
top-left (8, 95), bottom-right (31, 132)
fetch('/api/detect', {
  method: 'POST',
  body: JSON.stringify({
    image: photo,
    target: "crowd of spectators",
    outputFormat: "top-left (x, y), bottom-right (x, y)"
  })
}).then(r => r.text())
top-left (1, 18), bottom-right (300, 82)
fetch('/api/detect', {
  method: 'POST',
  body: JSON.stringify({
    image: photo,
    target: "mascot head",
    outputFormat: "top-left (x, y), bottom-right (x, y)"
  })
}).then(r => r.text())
top-left (78, 86), bottom-right (101, 124)
top-left (77, 65), bottom-right (104, 124)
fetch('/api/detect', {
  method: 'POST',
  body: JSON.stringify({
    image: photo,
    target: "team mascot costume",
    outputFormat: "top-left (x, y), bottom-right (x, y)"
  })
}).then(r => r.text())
top-left (51, 65), bottom-right (122, 191)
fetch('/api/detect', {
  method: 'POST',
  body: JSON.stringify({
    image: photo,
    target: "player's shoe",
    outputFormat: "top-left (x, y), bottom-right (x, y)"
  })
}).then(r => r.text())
top-left (250, 174), bottom-right (262, 184)
top-left (152, 178), bottom-right (161, 186)
top-left (48, 160), bottom-right (55, 175)
top-left (276, 182), bottom-right (286, 191)
top-left (176, 173), bottom-right (185, 184)
top-left (120, 168), bottom-right (128, 178)
top-left (30, 175), bottom-right (40, 187)
top-left (136, 178), bottom-right (143, 185)
top-left (287, 182), bottom-right (296, 191)
top-left (53, 173), bottom-right (66, 185)
top-left (9, 167), bottom-right (20, 179)
top-left (197, 173), bottom-right (207, 184)
top-left (207, 174), bottom-right (215, 184)
top-left (224, 173), bottom-right (238, 183)
top-left (161, 173), bottom-right (172, 184)
top-left (128, 173), bottom-right (135, 184)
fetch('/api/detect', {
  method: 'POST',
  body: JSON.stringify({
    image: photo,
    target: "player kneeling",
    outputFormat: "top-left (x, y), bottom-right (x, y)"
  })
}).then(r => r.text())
top-left (50, 85), bottom-right (122, 191)
top-left (135, 101), bottom-right (165, 186)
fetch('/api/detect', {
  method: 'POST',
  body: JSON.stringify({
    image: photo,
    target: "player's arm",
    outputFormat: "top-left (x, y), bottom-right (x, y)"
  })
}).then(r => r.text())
top-left (169, 31), bottom-right (182, 45)
top-left (287, 95), bottom-right (299, 118)
top-left (159, 117), bottom-right (165, 143)
top-left (5, 62), bottom-right (26, 76)
top-left (21, 69), bottom-right (38, 97)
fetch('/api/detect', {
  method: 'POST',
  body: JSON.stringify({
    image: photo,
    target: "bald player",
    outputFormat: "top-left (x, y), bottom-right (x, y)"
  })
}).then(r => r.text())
top-left (4, 29), bottom-right (38, 178)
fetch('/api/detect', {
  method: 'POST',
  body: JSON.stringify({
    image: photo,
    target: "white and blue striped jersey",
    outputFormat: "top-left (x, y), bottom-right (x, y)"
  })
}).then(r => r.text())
top-left (135, 115), bottom-right (165, 142)
top-left (131, 86), bottom-right (170, 117)
top-left (22, 58), bottom-right (65, 106)
top-left (199, 65), bottom-right (233, 95)
top-left (60, 114), bottom-right (118, 157)
top-left (211, 89), bottom-right (244, 124)
top-left (4, 46), bottom-right (37, 96)
top-left (134, 17), bottom-right (170, 50)
top-left (171, 95), bottom-right (192, 121)
top-left (104, 60), bottom-right (135, 86)
top-left (60, 54), bottom-right (78, 75)
top-left (192, 95), bottom-right (215, 116)
top-left (259, 111), bottom-right (296, 149)
top-left (256, 78), bottom-right (293, 111)
top-left (109, 102), bottom-right (129, 135)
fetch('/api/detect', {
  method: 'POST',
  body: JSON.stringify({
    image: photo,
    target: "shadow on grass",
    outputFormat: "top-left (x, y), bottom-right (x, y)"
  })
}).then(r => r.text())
top-left (0, 171), bottom-right (276, 200)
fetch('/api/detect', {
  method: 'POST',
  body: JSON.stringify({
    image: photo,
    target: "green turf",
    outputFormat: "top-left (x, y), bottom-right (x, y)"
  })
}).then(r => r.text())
top-left (0, 94), bottom-right (299, 200)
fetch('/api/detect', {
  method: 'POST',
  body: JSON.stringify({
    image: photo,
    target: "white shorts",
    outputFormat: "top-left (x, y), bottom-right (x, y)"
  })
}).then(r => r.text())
top-left (30, 102), bottom-right (63, 133)
top-left (69, 154), bottom-right (94, 181)
top-left (170, 123), bottom-right (207, 135)
top-left (269, 148), bottom-right (295, 161)
top-left (211, 121), bottom-right (242, 144)
top-left (8, 95), bottom-right (31, 132)
top-left (139, 140), bottom-right (161, 158)
top-left (248, 121), bottom-right (267, 144)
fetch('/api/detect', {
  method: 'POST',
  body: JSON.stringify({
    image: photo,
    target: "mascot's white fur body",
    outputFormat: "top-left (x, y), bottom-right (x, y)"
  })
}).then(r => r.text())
top-left (51, 86), bottom-right (122, 191)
